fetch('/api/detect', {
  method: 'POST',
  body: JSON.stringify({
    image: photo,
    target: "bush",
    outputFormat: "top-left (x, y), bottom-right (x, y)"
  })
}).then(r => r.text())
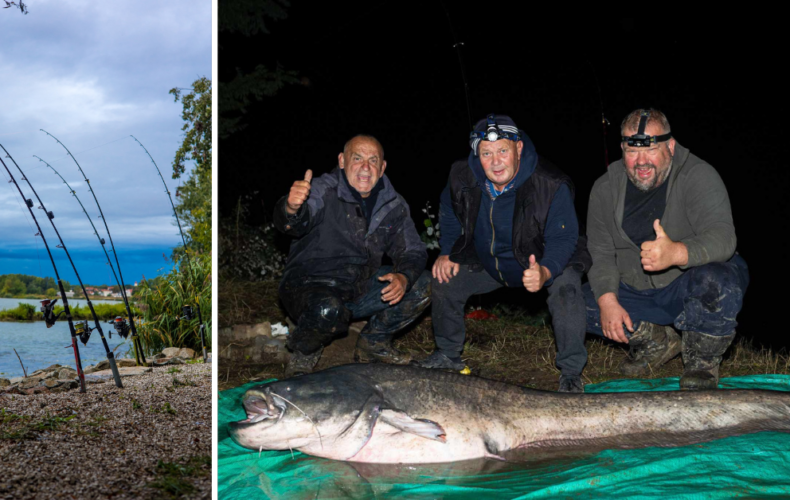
top-left (219, 194), bottom-right (286, 281)
top-left (0, 302), bottom-right (36, 321)
top-left (135, 252), bottom-right (212, 355)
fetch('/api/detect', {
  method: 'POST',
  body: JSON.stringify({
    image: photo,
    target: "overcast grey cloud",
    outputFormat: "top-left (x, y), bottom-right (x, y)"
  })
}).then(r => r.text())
top-left (0, 0), bottom-right (212, 285)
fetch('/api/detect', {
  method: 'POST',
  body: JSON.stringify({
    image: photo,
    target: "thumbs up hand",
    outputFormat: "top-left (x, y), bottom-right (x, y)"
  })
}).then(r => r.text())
top-left (522, 254), bottom-right (552, 292)
top-left (640, 219), bottom-right (689, 271)
top-left (286, 169), bottom-right (313, 214)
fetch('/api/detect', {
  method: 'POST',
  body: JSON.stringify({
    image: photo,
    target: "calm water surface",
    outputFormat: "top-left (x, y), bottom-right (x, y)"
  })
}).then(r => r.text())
top-left (0, 320), bottom-right (131, 379)
top-left (0, 297), bottom-right (121, 311)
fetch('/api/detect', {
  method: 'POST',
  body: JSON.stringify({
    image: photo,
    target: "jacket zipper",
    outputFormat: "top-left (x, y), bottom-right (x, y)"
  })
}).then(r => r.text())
top-left (489, 201), bottom-right (505, 283)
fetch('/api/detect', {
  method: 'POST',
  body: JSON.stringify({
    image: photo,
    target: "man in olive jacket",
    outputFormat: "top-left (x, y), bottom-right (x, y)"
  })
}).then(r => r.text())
top-left (586, 109), bottom-right (748, 390)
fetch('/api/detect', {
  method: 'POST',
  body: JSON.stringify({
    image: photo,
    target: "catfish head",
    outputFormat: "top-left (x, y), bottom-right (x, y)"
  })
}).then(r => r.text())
top-left (228, 368), bottom-right (446, 461)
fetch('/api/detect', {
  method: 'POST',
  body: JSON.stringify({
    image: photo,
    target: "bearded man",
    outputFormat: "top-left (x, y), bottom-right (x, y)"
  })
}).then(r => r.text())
top-left (585, 109), bottom-right (749, 389)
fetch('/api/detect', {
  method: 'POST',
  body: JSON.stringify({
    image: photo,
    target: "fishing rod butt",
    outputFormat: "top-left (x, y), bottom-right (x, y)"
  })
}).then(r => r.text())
top-left (106, 352), bottom-right (123, 388)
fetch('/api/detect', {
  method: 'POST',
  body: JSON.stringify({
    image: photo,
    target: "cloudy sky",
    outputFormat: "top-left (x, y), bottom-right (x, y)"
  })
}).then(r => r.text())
top-left (0, 0), bottom-right (211, 286)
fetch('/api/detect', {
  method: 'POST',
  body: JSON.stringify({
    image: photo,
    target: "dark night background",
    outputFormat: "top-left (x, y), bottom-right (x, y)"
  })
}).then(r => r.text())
top-left (220, 6), bottom-right (785, 351)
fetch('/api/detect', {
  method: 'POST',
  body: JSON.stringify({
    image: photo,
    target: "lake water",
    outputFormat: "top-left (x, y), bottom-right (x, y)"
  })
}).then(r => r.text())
top-left (0, 297), bottom-right (122, 311)
top-left (0, 320), bottom-right (132, 379)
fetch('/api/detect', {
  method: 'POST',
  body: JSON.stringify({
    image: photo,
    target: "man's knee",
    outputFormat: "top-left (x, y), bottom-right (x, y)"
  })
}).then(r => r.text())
top-left (287, 295), bottom-right (349, 353)
top-left (311, 294), bottom-right (349, 327)
top-left (688, 263), bottom-right (745, 314)
top-left (548, 268), bottom-right (583, 306)
top-left (431, 273), bottom-right (455, 302)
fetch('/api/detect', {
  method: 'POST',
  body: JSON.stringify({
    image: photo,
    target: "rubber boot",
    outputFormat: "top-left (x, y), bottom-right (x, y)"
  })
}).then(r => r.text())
top-left (354, 334), bottom-right (412, 364)
top-left (619, 322), bottom-right (681, 377)
top-left (284, 346), bottom-right (323, 378)
top-left (680, 331), bottom-right (736, 390)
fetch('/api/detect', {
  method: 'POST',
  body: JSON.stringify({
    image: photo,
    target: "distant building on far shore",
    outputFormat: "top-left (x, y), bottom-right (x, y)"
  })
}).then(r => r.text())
top-left (65, 290), bottom-right (74, 298)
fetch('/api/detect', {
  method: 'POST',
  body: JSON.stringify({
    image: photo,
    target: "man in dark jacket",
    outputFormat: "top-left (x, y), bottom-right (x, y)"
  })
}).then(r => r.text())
top-left (417, 114), bottom-right (591, 393)
top-left (586, 109), bottom-right (748, 390)
top-left (273, 135), bottom-right (430, 377)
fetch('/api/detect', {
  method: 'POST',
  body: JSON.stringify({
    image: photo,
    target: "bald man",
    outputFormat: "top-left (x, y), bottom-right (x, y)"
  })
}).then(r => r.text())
top-left (273, 135), bottom-right (430, 377)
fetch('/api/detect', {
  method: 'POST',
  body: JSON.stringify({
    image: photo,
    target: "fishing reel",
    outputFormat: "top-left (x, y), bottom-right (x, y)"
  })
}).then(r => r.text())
top-left (74, 320), bottom-right (92, 345)
top-left (181, 305), bottom-right (194, 321)
top-left (40, 298), bottom-right (63, 328)
top-left (109, 316), bottom-right (130, 339)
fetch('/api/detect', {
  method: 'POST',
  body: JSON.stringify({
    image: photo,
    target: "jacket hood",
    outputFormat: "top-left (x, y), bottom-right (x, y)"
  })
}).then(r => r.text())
top-left (468, 130), bottom-right (538, 191)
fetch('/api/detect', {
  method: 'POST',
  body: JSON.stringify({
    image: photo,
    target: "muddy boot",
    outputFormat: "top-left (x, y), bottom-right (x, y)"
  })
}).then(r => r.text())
top-left (413, 351), bottom-right (465, 371)
top-left (680, 331), bottom-right (735, 390)
top-left (284, 346), bottom-right (323, 378)
top-left (558, 375), bottom-right (584, 393)
top-left (619, 322), bottom-right (681, 377)
top-left (354, 334), bottom-right (412, 364)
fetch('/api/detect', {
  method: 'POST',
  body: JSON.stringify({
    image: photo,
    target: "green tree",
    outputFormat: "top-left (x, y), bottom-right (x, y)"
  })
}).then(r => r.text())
top-left (7, 276), bottom-right (26, 296)
top-left (219, 0), bottom-right (298, 138)
top-left (45, 288), bottom-right (57, 297)
top-left (170, 77), bottom-right (212, 255)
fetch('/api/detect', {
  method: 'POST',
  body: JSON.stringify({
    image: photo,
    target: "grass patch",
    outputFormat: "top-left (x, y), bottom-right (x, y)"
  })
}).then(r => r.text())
top-left (218, 278), bottom-right (281, 328)
top-left (32, 412), bottom-right (76, 432)
top-left (219, 279), bottom-right (790, 391)
top-left (173, 376), bottom-right (197, 388)
top-left (148, 455), bottom-right (210, 498)
top-left (166, 367), bottom-right (181, 374)
top-left (1, 410), bottom-right (79, 439)
top-left (150, 402), bottom-right (177, 415)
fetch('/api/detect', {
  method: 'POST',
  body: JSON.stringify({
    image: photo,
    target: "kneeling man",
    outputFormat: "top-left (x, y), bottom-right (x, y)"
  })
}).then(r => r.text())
top-left (418, 114), bottom-right (590, 393)
top-left (274, 135), bottom-right (430, 377)
top-left (586, 109), bottom-right (749, 389)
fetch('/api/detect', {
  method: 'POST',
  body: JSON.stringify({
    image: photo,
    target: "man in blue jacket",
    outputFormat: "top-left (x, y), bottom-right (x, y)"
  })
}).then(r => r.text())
top-left (274, 135), bottom-right (430, 377)
top-left (417, 114), bottom-right (590, 392)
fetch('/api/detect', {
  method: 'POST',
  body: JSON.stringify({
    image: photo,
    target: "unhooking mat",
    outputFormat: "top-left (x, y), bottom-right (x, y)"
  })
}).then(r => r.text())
top-left (218, 375), bottom-right (790, 499)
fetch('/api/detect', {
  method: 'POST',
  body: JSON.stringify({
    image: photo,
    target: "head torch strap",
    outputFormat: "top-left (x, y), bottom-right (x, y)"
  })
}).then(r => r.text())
top-left (637, 110), bottom-right (649, 135)
top-left (622, 111), bottom-right (672, 146)
top-left (470, 114), bottom-right (521, 153)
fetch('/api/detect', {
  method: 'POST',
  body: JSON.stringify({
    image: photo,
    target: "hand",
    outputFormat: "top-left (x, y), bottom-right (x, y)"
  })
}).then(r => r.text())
top-left (598, 293), bottom-right (633, 344)
top-left (432, 255), bottom-right (459, 284)
top-left (285, 170), bottom-right (313, 214)
top-left (379, 273), bottom-right (408, 305)
top-left (522, 254), bottom-right (551, 293)
top-left (641, 219), bottom-right (688, 271)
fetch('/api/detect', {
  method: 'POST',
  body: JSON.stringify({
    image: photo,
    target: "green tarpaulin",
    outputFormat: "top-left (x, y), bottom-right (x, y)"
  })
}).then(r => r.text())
top-left (219, 375), bottom-right (790, 499)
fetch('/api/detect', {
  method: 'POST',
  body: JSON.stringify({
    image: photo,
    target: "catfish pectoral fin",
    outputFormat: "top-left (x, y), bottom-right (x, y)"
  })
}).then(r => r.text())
top-left (379, 409), bottom-right (447, 443)
top-left (337, 395), bottom-right (385, 460)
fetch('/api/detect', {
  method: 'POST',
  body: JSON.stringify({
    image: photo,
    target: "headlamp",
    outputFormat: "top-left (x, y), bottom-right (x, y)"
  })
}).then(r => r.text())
top-left (622, 110), bottom-right (672, 147)
top-left (471, 114), bottom-right (521, 144)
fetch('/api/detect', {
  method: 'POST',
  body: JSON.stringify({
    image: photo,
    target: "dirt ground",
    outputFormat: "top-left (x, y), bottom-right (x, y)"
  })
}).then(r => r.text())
top-left (218, 278), bottom-right (789, 393)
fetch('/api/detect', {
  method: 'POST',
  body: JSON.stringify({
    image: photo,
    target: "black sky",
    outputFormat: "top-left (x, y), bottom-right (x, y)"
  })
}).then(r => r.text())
top-left (220, 6), bottom-right (786, 350)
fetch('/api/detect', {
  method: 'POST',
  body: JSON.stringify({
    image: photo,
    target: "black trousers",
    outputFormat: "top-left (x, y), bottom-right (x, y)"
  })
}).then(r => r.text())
top-left (430, 265), bottom-right (587, 376)
top-left (279, 267), bottom-right (431, 355)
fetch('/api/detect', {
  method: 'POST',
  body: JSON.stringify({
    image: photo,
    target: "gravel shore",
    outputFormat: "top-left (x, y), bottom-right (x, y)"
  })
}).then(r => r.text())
top-left (0, 362), bottom-right (212, 499)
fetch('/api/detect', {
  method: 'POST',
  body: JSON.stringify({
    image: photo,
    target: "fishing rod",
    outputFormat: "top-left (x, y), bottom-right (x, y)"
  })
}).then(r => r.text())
top-left (0, 150), bottom-right (86, 393)
top-left (40, 129), bottom-right (147, 367)
top-left (131, 135), bottom-right (208, 362)
top-left (31, 155), bottom-right (127, 388)
top-left (36, 156), bottom-right (136, 343)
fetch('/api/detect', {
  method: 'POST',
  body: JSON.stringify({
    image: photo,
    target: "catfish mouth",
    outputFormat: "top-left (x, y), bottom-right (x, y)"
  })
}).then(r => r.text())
top-left (229, 389), bottom-right (287, 430)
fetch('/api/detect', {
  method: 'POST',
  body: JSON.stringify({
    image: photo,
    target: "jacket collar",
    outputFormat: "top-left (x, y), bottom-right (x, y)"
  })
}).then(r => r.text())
top-left (333, 167), bottom-right (399, 234)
